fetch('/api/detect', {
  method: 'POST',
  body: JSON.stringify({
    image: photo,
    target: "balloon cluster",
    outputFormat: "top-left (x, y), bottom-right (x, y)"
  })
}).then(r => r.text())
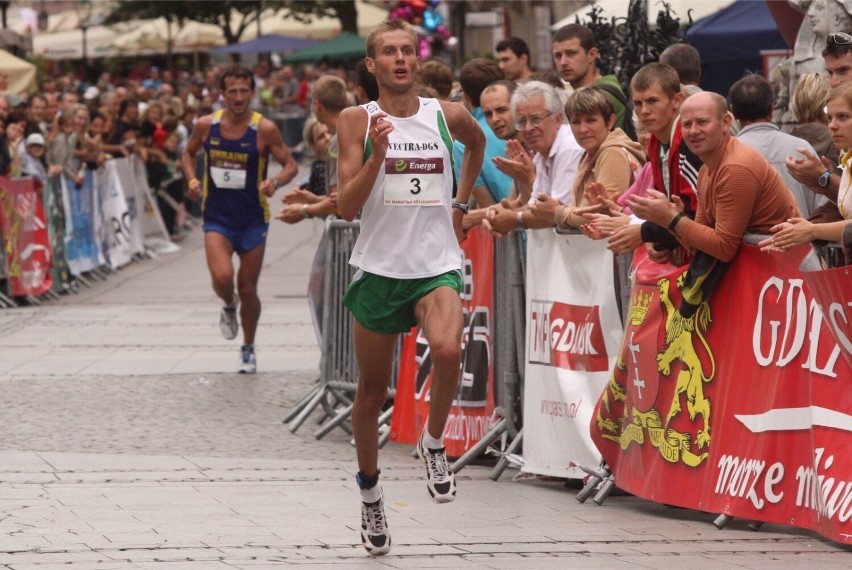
top-left (386, 0), bottom-right (458, 58)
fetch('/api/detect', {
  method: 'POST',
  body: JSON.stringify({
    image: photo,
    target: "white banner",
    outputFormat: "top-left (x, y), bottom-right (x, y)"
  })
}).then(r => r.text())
top-left (110, 158), bottom-right (146, 257)
top-left (522, 230), bottom-right (623, 478)
top-left (128, 156), bottom-right (177, 254)
top-left (97, 163), bottom-right (134, 269)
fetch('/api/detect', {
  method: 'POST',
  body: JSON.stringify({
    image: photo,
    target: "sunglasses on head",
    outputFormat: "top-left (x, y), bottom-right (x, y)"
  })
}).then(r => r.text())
top-left (829, 32), bottom-right (852, 45)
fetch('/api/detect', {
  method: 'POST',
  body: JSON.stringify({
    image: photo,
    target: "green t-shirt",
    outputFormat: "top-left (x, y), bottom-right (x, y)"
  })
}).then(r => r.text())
top-left (594, 75), bottom-right (629, 134)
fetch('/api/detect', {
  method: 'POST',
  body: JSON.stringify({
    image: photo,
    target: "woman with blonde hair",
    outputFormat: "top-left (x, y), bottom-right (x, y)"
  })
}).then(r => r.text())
top-left (762, 81), bottom-right (852, 262)
top-left (790, 72), bottom-right (839, 168)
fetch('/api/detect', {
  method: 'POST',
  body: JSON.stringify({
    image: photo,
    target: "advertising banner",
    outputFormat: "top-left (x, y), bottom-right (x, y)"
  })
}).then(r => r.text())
top-left (61, 171), bottom-right (105, 275)
top-left (44, 176), bottom-right (70, 291)
top-left (110, 157), bottom-right (146, 256)
top-left (389, 226), bottom-right (496, 457)
top-left (592, 245), bottom-right (852, 544)
top-left (97, 162), bottom-right (134, 268)
top-left (0, 177), bottom-right (53, 296)
top-left (522, 230), bottom-right (624, 478)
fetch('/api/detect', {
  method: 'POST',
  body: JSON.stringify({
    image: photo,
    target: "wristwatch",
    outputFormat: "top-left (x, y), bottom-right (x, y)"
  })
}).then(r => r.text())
top-left (451, 200), bottom-right (470, 214)
top-left (818, 169), bottom-right (831, 189)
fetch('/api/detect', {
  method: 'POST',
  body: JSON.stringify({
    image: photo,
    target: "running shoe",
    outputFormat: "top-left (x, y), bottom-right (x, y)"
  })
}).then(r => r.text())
top-left (219, 299), bottom-right (239, 340)
top-left (416, 432), bottom-right (457, 503)
top-left (360, 494), bottom-right (391, 556)
top-left (238, 345), bottom-right (256, 374)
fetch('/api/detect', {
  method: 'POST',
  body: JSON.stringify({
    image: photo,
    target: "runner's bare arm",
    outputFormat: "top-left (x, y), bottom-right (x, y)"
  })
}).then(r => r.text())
top-left (260, 119), bottom-right (298, 197)
top-left (337, 106), bottom-right (387, 221)
top-left (440, 101), bottom-right (484, 206)
top-left (181, 116), bottom-right (211, 200)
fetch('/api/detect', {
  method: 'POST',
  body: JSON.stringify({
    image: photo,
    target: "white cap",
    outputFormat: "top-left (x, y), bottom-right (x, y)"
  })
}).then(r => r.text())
top-left (84, 86), bottom-right (100, 100)
top-left (25, 133), bottom-right (45, 146)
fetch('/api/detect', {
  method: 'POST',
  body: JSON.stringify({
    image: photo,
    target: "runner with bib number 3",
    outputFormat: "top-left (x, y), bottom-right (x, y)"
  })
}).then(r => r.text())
top-left (336, 19), bottom-right (485, 557)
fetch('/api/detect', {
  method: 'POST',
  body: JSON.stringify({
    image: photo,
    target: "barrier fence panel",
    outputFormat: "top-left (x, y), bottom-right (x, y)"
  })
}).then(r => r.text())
top-left (522, 228), bottom-right (624, 479)
top-left (590, 238), bottom-right (852, 544)
top-left (0, 157), bottom-right (178, 308)
top-left (0, 177), bottom-right (53, 299)
top-left (451, 229), bottom-right (526, 476)
top-left (287, 218), bottom-right (379, 438)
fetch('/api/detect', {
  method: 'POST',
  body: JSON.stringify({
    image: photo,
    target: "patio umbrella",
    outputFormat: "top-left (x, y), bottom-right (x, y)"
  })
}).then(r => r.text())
top-left (210, 34), bottom-right (319, 56)
top-left (281, 32), bottom-right (366, 63)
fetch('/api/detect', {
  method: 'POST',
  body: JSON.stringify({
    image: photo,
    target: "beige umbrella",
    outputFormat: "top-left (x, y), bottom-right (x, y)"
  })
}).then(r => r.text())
top-left (0, 49), bottom-right (37, 94)
top-left (112, 17), bottom-right (225, 55)
top-left (247, 0), bottom-right (387, 41)
top-left (34, 24), bottom-right (129, 60)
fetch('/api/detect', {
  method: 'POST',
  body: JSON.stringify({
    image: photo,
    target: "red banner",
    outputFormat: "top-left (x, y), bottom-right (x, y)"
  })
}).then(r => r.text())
top-left (389, 226), bottom-right (496, 457)
top-left (592, 244), bottom-right (852, 544)
top-left (0, 177), bottom-right (53, 296)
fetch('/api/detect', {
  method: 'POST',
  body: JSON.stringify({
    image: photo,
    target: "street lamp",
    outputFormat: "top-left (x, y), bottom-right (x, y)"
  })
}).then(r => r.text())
top-left (76, 0), bottom-right (92, 75)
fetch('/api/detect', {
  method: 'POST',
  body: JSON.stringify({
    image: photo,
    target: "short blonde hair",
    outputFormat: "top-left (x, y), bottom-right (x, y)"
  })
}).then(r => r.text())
top-left (792, 73), bottom-right (829, 123)
top-left (366, 19), bottom-right (417, 59)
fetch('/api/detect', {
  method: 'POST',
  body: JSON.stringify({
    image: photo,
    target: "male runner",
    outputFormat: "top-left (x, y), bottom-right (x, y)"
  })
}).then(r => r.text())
top-left (182, 65), bottom-right (298, 374)
top-left (336, 19), bottom-right (485, 556)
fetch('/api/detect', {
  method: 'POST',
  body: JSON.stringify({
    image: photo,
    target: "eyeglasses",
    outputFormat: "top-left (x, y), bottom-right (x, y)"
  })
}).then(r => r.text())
top-left (514, 112), bottom-right (553, 130)
top-left (828, 32), bottom-right (852, 45)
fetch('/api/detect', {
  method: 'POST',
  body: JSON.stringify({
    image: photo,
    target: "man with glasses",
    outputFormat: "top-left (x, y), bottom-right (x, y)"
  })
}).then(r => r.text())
top-left (483, 81), bottom-right (584, 235)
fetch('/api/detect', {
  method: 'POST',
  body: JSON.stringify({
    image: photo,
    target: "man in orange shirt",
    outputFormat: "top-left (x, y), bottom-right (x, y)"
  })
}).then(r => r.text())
top-left (628, 91), bottom-right (798, 316)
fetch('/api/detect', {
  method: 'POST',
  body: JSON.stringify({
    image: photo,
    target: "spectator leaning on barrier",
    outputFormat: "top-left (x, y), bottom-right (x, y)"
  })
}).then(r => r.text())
top-left (336, 18), bottom-right (485, 556)
top-left (608, 63), bottom-right (701, 264)
top-left (761, 81), bottom-right (852, 262)
top-left (531, 86), bottom-right (646, 230)
top-left (454, 58), bottom-right (511, 207)
top-left (730, 73), bottom-right (827, 218)
top-left (278, 75), bottom-right (350, 224)
top-left (495, 36), bottom-right (534, 82)
top-left (483, 80), bottom-right (584, 236)
top-left (628, 92), bottom-right (798, 317)
top-left (551, 24), bottom-right (631, 136)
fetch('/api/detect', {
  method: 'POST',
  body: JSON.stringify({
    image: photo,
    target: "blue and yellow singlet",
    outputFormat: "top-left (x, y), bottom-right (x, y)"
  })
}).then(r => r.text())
top-left (201, 110), bottom-right (270, 228)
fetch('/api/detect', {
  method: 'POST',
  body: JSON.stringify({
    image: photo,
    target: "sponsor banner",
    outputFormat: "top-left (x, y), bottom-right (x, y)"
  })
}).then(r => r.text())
top-left (44, 176), bottom-right (71, 291)
top-left (128, 156), bottom-right (172, 250)
top-left (389, 226), bottom-right (496, 457)
top-left (110, 158), bottom-right (146, 256)
top-left (592, 245), bottom-right (852, 544)
top-left (523, 231), bottom-right (623, 478)
top-left (62, 171), bottom-right (105, 275)
top-left (97, 162), bottom-right (134, 269)
top-left (800, 259), bottom-right (852, 369)
top-left (0, 177), bottom-right (53, 296)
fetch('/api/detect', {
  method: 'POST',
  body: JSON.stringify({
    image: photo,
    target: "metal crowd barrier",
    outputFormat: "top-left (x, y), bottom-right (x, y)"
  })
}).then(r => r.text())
top-left (451, 229), bottom-right (526, 479)
top-left (283, 218), bottom-right (399, 445)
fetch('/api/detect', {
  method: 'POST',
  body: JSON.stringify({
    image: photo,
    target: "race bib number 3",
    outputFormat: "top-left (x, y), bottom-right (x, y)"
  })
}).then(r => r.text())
top-left (383, 158), bottom-right (444, 206)
top-left (210, 166), bottom-right (247, 189)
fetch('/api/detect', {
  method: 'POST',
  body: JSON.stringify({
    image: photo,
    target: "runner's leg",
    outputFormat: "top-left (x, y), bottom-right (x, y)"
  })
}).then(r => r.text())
top-left (236, 241), bottom-right (266, 346)
top-left (205, 232), bottom-right (236, 304)
top-left (414, 286), bottom-right (463, 439)
top-left (352, 321), bottom-right (398, 476)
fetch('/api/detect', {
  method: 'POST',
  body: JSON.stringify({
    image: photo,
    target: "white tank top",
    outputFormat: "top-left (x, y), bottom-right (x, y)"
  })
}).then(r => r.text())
top-left (349, 98), bottom-right (460, 278)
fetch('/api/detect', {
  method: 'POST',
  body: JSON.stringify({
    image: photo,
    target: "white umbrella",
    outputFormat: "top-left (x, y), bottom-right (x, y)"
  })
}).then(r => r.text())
top-left (34, 24), bottom-right (129, 60)
top-left (248, 0), bottom-right (387, 41)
